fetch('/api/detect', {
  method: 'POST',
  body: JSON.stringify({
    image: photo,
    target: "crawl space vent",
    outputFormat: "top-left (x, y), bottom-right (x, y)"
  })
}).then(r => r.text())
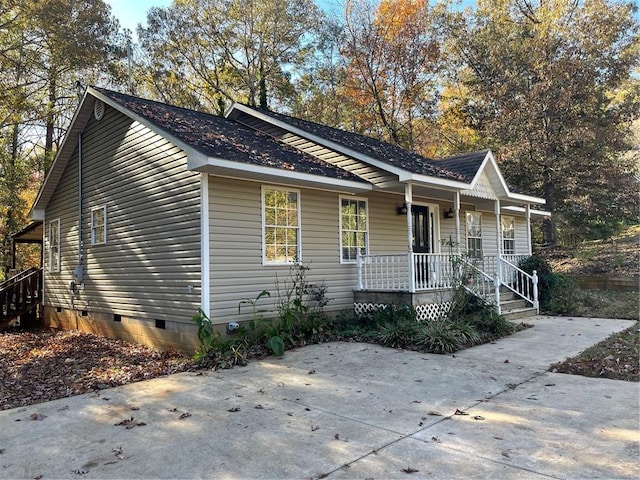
top-left (94, 99), bottom-right (105, 121)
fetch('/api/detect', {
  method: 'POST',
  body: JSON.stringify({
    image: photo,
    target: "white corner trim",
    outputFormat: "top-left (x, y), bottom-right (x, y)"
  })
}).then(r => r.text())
top-left (200, 173), bottom-right (211, 318)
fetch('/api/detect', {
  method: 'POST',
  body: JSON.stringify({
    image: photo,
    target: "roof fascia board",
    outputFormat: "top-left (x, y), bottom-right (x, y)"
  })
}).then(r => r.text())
top-left (30, 208), bottom-right (45, 221)
top-left (502, 205), bottom-right (551, 216)
top-left (470, 150), bottom-right (545, 205)
top-left (196, 156), bottom-right (373, 192)
top-left (506, 192), bottom-right (546, 205)
top-left (469, 150), bottom-right (510, 196)
top-left (87, 87), bottom-right (203, 161)
top-left (31, 88), bottom-right (94, 214)
top-left (397, 172), bottom-right (470, 190)
top-left (228, 103), bottom-right (407, 177)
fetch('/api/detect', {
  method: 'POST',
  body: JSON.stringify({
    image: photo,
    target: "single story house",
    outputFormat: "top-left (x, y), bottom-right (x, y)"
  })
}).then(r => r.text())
top-left (26, 87), bottom-right (546, 351)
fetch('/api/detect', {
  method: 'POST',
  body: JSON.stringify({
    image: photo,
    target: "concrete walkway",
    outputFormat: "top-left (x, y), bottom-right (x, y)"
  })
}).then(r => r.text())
top-left (0, 316), bottom-right (638, 479)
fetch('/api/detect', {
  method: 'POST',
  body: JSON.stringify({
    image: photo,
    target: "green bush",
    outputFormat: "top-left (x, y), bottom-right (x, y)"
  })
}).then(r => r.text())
top-left (416, 320), bottom-right (463, 353)
top-left (375, 320), bottom-right (419, 348)
top-left (547, 274), bottom-right (580, 314)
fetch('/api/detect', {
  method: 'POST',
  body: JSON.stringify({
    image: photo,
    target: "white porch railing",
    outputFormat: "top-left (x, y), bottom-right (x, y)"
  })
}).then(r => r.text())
top-left (356, 252), bottom-right (539, 314)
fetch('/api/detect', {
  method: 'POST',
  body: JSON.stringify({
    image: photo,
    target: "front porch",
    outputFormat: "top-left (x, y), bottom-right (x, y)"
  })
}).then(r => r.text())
top-left (355, 253), bottom-right (539, 321)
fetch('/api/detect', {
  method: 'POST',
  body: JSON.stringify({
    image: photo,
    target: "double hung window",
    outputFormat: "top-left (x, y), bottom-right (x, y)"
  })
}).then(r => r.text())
top-left (340, 197), bottom-right (368, 262)
top-left (466, 212), bottom-right (482, 258)
top-left (262, 187), bottom-right (300, 264)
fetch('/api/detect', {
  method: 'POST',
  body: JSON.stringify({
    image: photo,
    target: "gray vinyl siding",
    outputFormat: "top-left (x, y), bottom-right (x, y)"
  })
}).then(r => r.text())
top-left (44, 104), bottom-right (201, 323)
top-left (208, 178), bottom-right (412, 323)
top-left (44, 150), bottom-right (80, 309)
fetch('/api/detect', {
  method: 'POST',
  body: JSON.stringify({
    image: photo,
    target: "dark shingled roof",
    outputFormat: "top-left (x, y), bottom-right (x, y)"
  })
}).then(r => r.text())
top-left (433, 150), bottom-right (489, 183)
top-left (94, 88), bottom-right (366, 183)
top-left (244, 108), bottom-right (471, 183)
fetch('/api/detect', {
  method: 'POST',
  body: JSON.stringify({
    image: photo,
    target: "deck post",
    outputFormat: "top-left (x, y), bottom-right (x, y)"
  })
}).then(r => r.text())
top-left (494, 272), bottom-right (501, 314)
top-left (408, 251), bottom-right (416, 293)
top-left (532, 270), bottom-right (539, 314)
top-left (356, 249), bottom-right (363, 290)
top-left (454, 192), bottom-right (461, 254)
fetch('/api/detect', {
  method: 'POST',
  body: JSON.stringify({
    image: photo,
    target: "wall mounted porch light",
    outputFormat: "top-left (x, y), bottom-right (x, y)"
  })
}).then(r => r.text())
top-left (444, 207), bottom-right (455, 219)
top-left (396, 202), bottom-right (408, 215)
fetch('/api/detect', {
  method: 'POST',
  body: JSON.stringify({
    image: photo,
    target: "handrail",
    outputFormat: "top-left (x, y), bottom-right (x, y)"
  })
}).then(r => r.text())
top-left (0, 267), bottom-right (43, 322)
top-left (0, 266), bottom-right (38, 290)
top-left (498, 257), bottom-right (539, 314)
top-left (458, 256), bottom-right (500, 310)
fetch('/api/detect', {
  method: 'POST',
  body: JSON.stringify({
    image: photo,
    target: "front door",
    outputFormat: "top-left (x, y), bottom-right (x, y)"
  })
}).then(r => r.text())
top-left (412, 205), bottom-right (432, 285)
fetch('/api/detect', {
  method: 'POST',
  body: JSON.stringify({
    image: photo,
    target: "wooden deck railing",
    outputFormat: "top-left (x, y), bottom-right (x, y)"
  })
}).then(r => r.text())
top-left (0, 267), bottom-right (43, 324)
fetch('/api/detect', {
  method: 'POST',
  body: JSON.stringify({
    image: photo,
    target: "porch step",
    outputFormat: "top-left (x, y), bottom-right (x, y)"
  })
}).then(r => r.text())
top-left (500, 298), bottom-right (529, 311)
top-left (502, 307), bottom-right (538, 322)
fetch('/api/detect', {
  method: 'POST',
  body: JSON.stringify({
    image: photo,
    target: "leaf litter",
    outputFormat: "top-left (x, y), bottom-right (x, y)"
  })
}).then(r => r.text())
top-left (0, 329), bottom-right (195, 410)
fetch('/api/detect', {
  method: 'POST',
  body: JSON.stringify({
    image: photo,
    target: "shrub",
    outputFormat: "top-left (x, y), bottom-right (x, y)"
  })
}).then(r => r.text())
top-left (375, 320), bottom-right (419, 349)
top-left (416, 320), bottom-right (463, 353)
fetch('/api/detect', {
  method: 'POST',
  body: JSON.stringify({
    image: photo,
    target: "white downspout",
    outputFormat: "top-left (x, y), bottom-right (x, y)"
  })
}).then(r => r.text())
top-left (74, 132), bottom-right (84, 285)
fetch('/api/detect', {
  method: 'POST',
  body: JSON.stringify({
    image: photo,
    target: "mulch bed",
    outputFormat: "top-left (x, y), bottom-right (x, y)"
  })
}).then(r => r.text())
top-left (0, 328), bottom-right (196, 410)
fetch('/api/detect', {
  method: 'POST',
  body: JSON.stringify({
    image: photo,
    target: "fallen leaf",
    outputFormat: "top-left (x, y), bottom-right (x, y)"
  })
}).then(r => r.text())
top-left (34, 475), bottom-right (43, 479)
top-left (308, 369), bottom-right (316, 374)
top-left (179, 412), bottom-right (191, 419)
top-left (502, 450), bottom-right (511, 458)
top-left (30, 413), bottom-right (47, 421)
top-left (431, 436), bottom-right (441, 443)
top-left (473, 415), bottom-right (485, 421)
top-left (454, 409), bottom-right (468, 416)
top-left (115, 417), bottom-right (146, 428)
top-left (411, 400), bottom-right (421, 404)
top-left (427, 410), bottom-right (442, 416)
top-left (402, 467), bottom-right (419, 473)
top-left (227, 406), bottom-right (241, 413)
top-left (71, 468), bottom-right (88, 475)
top-left (504, 359), bottom-right (509, 363)
top-left (130, 406), bottom-right (140, 411)
top-left (254, 405), bottom-right (264, 410)
top-left (311, 425), bottom-right (320, 431)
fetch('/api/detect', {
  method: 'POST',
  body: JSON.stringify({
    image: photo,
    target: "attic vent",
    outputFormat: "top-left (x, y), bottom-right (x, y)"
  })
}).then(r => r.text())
top-left (94, 99), bottom-right (105, 121)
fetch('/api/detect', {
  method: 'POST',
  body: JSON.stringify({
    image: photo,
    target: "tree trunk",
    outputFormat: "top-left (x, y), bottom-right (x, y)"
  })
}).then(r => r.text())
top-left (258, 60), bottom-right (267, 110)
top-left (44, 76), bottom-right (56, 170)
top-left (542, 165), bottom-right (556, 247)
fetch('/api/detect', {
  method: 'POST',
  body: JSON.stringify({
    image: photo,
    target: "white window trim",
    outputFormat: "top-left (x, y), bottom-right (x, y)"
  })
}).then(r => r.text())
top-left (91, 205), bottom-right (107, 245)
top-left (501, 215), bottom-right (516, 254)
top-left (466, 211), bottom-right (483, 257)
top-left (261, 185), bottom-right (301, 266)
top-left (339, 195), bottom-right (370, 264)
top-left (48, 218), bottom-right (60, 273)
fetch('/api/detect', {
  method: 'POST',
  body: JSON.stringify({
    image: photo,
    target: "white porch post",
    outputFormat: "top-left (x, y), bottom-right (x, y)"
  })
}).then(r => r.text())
top-left (494, 199), bottom-right (502, 308)
top-left (454, 192), bottom-right (461, 255)
top-left (494, 199), bottom-right (501, 256)
top-left (525, 203), bottom-right (532, 255)
top-left (405, 184), bottom-right (415, 293)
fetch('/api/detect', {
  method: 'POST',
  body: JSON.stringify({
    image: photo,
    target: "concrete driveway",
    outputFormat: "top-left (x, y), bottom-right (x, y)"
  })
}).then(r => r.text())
top-left (1, 316), bottom-right (638, 479)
